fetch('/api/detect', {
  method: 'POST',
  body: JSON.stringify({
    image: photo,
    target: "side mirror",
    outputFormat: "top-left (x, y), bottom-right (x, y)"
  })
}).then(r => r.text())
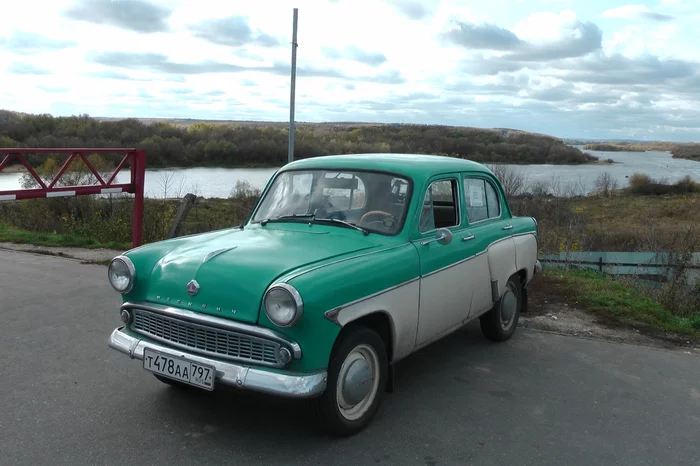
top-left (421, 227), bottom-right (453, 246)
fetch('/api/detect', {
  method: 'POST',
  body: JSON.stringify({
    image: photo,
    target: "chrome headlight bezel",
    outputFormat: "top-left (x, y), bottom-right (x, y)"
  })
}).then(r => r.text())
top-left (108, 255), bottom-right (136, 294)
top-left (263, 283), bottom-right (304, 328)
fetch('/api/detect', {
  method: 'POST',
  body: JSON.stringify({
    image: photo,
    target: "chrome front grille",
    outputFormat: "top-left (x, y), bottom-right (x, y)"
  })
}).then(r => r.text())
top-left (131, 308), bottom-right (283, 367)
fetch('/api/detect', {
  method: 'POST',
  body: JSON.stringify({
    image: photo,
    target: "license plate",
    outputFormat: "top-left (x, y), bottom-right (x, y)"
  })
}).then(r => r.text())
top-left (143, 348), bottom-right (215, 391)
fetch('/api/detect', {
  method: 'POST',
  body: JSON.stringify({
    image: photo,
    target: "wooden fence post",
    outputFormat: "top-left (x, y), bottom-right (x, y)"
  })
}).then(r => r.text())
top-left (168, 193), bottom-right (197, 239)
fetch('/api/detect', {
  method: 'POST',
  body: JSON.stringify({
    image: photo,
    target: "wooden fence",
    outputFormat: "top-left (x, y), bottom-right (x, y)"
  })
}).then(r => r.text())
top-left (539, 251), bottom-right (700, 287)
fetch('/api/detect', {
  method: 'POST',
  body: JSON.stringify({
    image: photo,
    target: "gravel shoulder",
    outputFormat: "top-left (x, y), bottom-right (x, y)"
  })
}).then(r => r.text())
top-left (0, 241), bottom-right (123, 263)
top-left (523, 273), bottom-right (700, 355)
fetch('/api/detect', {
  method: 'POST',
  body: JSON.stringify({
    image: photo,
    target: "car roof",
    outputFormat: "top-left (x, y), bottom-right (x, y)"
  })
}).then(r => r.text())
top-left (281, 153), bottom-right (492, 182)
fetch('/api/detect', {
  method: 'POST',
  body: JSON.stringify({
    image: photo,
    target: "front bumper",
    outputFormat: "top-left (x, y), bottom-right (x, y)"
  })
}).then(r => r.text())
top-left (534, 260), bottom-right (543, 274)
top-left (108, 327), bottom-right (327, 398)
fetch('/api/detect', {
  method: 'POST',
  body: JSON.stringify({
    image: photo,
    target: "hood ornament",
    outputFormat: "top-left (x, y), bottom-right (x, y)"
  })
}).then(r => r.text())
top-left (186, 279), bottom-right (200, 296)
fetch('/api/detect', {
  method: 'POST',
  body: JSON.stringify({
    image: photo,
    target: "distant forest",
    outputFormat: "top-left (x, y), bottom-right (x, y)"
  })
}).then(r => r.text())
top-left (583, 142), bottom-right (700, 161)
top-left (0, 110), bottom-right (599, 168)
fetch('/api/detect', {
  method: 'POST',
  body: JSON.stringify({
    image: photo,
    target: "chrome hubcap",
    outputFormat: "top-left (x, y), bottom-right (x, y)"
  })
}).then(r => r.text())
top-left (500, 285), bottom-right (518, 330)
top-left (336, 344), bottom-right (380, 421)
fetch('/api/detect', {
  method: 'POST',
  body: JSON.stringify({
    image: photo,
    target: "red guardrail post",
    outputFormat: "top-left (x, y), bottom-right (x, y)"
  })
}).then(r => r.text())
top-left (131, 149), bottom-right (146, 248)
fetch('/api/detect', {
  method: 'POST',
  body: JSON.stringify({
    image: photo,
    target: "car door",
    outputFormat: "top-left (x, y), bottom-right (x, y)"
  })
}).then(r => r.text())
top-left (461, 173), bottom-right (517, 318)
top-left (412, 174), bottom-right (477, 347)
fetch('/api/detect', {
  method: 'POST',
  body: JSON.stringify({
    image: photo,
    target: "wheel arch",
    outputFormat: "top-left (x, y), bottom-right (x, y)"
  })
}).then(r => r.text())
top-left (334, 310), bottom-right (396, 364)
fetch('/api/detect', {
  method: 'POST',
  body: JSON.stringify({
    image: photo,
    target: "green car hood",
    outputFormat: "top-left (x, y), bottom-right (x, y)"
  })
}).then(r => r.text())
top-left (142, 225), bottom-right (380, 324)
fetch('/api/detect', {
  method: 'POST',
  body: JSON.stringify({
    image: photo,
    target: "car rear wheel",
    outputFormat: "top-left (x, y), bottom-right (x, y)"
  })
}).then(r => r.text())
top-left (313, 326), bottom-right (388, 437)
top-left (480, 275), bottom-right (522, 342)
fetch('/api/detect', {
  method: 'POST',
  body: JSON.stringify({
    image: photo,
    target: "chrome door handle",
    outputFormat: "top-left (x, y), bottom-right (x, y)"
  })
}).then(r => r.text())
top-left (502, 224), bottom-right (513, 230)
top-left (461, 235), bottom-right (475, 241)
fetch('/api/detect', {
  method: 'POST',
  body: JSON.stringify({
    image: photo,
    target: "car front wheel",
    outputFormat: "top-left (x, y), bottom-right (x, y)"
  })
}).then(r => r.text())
top-left (313, 326), bottom-right (388, 437)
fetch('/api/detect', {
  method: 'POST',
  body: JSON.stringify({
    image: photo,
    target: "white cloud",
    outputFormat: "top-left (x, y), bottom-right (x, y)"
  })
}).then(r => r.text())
top-left (0, 0), bottom-right (699, 140)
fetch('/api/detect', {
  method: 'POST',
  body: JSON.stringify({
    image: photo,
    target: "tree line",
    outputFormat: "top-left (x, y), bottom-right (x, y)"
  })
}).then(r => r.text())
top-left (0, 110), bottom-right (598, 168)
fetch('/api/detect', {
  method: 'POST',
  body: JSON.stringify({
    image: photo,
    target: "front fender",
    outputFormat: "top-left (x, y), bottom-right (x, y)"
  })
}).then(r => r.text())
top-left (260, 242), bottom-right (420, 372)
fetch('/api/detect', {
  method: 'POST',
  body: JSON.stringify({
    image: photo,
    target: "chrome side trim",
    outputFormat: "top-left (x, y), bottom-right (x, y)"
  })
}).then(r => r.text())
top-left (108, 327), bottom-right (326, 398)
top-left (421, 250), bottom-right (487, 278)
top-left (324, 277), bottom-right (420, 325)
top-left (282, 242), bottom-right (411, 283)
top-left (121, 301), bottom-right (302, 359)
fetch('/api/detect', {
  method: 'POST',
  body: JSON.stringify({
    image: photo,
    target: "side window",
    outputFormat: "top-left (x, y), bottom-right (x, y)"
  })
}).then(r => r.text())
top-left (418, 179), bottom-right (459, 232)
top-left (464, 177), bottom-right (501, 223)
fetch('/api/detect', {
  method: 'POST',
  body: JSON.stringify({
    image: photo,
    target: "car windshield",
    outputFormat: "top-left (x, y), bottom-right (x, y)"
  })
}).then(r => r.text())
top-left (252, 169), bottom-right (411, 235)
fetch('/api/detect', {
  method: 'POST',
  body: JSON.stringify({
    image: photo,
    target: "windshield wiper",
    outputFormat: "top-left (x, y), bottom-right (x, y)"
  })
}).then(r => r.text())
top-left (315, 218), bottom-right (369, 236)
top-left (260, 213), bottom-right (315, 226)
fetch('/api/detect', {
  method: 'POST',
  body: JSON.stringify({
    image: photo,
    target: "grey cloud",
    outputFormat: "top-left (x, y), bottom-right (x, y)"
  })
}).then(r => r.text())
top-left (163, 88), bottom-right (194, 95)
top-left (266, 61), bottom-right (405, 83)
top-left (189, 16), bottom-right (279, 47)
top-left (38, 85), bottom-right (70, 93)
top-left (64, 0), bottom-right (172, 33)
top-left (7, 62), bottom-right (51, 75)
top-left (445, 19), bottom-right (602, 61)
top-left (85, 70), bottom-right (136, 80)
top-left (555, 53), bottom-right (698, 85)
top-left (87, 51), bottom-right (405, 83)
top-left (510, 21), bottom-right (602, 61)
top-left (84, 69), bottom-right (186, 82)
top-left (87, 51), bottom-right (246, 74)
top-left (0, 31), bottom-right (75, 53)
top-left (641, 11), bottom-right (674, 21)
top-left (385, 0), bottom-right (433, 20)
top-left (444, 22), bottom-right (523, 50)
top-left (322, 46), bottom-right (388, 66)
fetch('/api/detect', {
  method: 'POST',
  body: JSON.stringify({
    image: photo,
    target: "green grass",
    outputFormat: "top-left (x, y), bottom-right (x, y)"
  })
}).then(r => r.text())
top-left (0, 224), bottom-right (130, 250)
top-left (546, 267), bottom-right (700, 339)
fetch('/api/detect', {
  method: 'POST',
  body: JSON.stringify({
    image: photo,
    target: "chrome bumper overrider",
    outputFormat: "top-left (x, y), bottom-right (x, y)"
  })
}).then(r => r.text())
top-left (108, 327), bottom-right (327, 398)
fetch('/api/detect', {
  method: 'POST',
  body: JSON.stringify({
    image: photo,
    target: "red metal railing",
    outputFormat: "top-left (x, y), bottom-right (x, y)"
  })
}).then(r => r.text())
top-left (0, 148), bottom-right (146, 248)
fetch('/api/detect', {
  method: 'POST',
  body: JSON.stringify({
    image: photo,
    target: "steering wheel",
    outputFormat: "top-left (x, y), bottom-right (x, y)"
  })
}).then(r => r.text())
top-left (359, 210), bottom-right (396, 229)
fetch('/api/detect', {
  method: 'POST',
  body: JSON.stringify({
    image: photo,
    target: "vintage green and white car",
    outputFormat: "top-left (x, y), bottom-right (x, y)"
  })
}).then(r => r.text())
top-left (107, 153), bottom-right (541, 436)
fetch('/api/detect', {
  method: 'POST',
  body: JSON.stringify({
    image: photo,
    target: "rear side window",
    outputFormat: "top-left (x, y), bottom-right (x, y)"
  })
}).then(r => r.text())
top-left (464, 177), bottom-right (501, 223)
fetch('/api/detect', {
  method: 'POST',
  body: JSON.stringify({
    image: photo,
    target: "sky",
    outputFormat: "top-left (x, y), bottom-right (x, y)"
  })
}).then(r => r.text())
top-left (1, 0), bottom-right (699, 141)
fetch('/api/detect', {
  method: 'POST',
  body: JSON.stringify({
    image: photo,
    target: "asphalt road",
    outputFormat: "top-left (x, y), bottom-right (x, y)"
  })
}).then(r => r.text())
top-left (1, 249), bottom-right (699, 466)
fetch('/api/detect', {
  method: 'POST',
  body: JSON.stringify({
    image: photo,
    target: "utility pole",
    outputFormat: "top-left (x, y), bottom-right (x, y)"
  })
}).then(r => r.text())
top-left (288, 7), bottom-right (298, 164)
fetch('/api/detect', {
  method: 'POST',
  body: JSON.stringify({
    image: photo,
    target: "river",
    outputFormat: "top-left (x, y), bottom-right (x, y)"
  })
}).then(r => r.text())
top-left (0, 147), bottom-right (698, 198)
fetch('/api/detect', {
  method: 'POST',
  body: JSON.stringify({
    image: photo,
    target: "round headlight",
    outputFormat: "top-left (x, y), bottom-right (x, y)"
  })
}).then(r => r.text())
top-left (108, 255), bottom-right (135, 294)
top-left (264, 283), bottom-right (303, 327)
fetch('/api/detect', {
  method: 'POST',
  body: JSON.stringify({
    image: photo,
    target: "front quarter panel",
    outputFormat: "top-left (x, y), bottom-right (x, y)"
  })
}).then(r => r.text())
top-left (260, 242), bottom-right (420, 372)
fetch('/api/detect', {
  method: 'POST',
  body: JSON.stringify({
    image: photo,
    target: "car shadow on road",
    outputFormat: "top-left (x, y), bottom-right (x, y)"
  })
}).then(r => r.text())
top-left (128, 321), bottom-right (503, 451)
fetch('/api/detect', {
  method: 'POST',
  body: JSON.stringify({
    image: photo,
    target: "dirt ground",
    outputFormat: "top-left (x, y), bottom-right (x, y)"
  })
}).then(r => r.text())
top-left (523, 272), bottom-right (700, 355)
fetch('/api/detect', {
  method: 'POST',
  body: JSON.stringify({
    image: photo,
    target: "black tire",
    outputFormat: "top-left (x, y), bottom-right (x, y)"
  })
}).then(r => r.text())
top-left (154, 374), bottom-right (192, 389)
top-left (480, 275), bottom-right (522, 342)
top-left (313, 326), bottom-right (389, 437)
